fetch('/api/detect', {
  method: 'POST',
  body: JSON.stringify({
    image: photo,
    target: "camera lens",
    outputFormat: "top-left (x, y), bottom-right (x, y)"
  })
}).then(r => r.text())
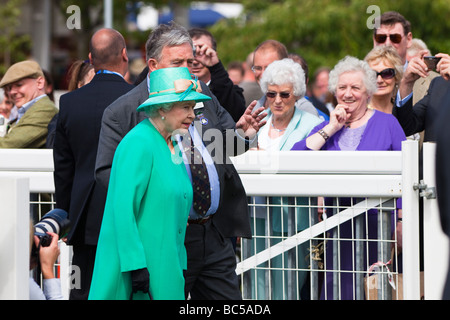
top-left (34, 209), bottom-right (71, 247)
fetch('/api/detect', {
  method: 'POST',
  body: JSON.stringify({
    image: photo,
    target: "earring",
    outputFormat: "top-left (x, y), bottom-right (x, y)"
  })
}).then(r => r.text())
top-left (161, 116), bottom-right (165, 120)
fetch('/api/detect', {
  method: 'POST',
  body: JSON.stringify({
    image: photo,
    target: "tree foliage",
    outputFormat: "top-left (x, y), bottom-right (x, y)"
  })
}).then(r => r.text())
top-left (52, 0), bottom-right (190, 58)
top-left (0, 0), bottom-right (31, 75)
top-left (210, 0), bottom-right (450, 78)
top-left (3, 0), bottom-right (450, 80)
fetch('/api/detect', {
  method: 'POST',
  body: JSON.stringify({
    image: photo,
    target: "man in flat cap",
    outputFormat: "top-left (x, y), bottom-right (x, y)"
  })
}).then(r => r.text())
top-left (0, 60), bottom-right (58, 148)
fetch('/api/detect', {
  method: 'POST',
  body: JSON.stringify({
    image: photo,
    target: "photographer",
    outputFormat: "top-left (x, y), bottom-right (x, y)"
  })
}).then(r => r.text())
top-left (395, 52), bottom-right (450, 141)
top-left (29, 228), bottom-right (64, 300)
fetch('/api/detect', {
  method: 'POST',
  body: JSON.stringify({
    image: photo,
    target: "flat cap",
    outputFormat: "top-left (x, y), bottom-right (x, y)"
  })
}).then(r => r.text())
top-left (0, 60), bottom-right (44, 88)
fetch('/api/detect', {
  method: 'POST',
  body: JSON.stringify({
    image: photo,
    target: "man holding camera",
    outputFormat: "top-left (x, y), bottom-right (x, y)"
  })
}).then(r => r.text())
top-left (29, 209), bottom-right (70, 300)
top-left (372, 11), bottom-right (450, 142)
top-left (29, 231), bottom-right (64, 300)
top-left (395, 53), bottom-right (450, 142)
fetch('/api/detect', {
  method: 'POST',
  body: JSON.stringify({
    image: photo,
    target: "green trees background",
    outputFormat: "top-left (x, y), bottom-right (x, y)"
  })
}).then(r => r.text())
top-left (1, 0), bottom-right (449, 80)
top-left (210, 0), bottom-right (450, 76)
top-left (0, 0), bottom-right (31, 75)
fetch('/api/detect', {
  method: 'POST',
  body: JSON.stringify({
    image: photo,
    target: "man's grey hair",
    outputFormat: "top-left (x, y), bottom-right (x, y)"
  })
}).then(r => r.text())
top-left (259, 58), bottom-right (306, 98)
top-left (145, 22), bottom-right (193, 62)
top-left (328, 56), bottom-right (378, 96)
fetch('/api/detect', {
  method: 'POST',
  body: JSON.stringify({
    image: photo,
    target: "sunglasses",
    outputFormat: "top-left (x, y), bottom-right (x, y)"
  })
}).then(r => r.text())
top-left (266, 91), bottom-right (291, 99)
top-left (374, 68), bottom-right (396, 80)
top-left (374, 33), bottom-right (403, 44)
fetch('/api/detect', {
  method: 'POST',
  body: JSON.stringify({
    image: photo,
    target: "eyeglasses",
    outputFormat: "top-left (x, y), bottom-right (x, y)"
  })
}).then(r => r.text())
top-left (374, 68), bottom-right (396, 80)
top-left (266, 91), bottom-right (291, 99)
top-left (374, 33), bottom-right (403, 44)
top-left (251, 66), bottom-right (263, 74)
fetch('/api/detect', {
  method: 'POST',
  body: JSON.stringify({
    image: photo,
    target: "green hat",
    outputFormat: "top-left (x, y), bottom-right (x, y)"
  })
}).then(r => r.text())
top-left (137, 67), bottom-right (211, 112)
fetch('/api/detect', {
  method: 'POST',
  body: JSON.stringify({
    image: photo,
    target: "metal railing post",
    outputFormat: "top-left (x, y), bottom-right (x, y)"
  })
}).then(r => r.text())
top-left (0, 178), bottom-right (30, 300)
top-left (378, 199), bottom-right (394, 300)
top-left (402, 140), bottom-right (421, 299)
top-left (354, 213), bottom-right (365, 300)
top-left (423, 142), bottom-right (449, 299)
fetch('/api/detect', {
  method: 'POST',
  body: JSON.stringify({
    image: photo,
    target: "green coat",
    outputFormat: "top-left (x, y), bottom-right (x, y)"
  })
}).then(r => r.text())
top-left (0, 96), bottom-right (57, 148)
top-left (88, 119), bottom-right (193, 300)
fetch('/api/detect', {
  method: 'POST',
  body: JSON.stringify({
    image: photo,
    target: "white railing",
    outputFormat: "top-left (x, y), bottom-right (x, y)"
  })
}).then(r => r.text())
top-left (0, 140), bottom-right (447, 300)
top-left (231, 145), bottom-right (408, 300)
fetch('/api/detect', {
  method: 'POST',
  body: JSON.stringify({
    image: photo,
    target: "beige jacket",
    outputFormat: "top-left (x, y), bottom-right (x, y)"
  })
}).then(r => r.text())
top-left (0, 96), bottom-right (58, 148)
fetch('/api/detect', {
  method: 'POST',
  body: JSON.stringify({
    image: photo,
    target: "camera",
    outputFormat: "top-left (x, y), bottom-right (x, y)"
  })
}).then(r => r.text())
top-left (424, 56), bottom-right (441, 70)
top-left (34, 208), bottom-right (71, 247)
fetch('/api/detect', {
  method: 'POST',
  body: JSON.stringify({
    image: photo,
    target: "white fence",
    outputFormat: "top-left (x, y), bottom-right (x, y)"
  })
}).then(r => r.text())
top-left (0, 140), bottom-right (448, 299)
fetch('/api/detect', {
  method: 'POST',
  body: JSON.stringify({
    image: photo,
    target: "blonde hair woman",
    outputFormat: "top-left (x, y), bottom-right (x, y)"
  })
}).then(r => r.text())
top-left (365, 46), bottom-right (403, 114)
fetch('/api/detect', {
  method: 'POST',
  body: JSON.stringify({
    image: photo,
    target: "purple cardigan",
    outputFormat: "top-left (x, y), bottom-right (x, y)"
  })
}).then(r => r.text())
top-left (291, 110), bottom-right (406, 151)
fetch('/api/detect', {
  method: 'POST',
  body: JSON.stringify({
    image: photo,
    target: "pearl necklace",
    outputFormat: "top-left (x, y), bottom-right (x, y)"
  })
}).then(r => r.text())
top-left (149, 118), bottom-right (172, 145)
top-left (270, 118), bottom-right (287, 132)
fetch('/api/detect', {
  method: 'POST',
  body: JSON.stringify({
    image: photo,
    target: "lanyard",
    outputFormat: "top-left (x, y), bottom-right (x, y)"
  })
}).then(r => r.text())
top-left (96, 69), bottom-right (124, 78)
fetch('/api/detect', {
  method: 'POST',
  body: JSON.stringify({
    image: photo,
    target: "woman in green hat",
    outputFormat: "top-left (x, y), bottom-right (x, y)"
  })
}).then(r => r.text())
top-left (89, 67), bottom-right (211, 300)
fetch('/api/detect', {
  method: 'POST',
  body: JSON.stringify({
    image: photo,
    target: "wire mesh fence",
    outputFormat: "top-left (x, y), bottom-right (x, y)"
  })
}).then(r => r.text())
top-left (239, 195), bottom-right (402, 300)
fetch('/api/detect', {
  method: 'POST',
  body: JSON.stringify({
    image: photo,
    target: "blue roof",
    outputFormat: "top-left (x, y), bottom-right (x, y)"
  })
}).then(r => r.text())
top-left (158, 8), bottom-right (225, 27)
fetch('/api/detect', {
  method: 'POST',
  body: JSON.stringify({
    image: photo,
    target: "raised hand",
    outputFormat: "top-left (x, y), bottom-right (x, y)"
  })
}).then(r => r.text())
top-left (235, 100), bottom-right (268, 139)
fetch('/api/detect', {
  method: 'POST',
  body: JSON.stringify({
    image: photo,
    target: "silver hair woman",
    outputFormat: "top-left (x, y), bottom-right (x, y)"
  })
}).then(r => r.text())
top-left (256, 58), bottom-right (322, 151)
top-left (298, 55), bottom-right (384, 151)
top-left (260, 58), bottom-right (306, 98)
top-left (250, 58), bottom-right (322, 299)
top-left (328, 55), bottom-right (378, 96)
top-left (88, 67), bottom-right (212, 300)
top-left (291, 56), bottom-right (406, 300)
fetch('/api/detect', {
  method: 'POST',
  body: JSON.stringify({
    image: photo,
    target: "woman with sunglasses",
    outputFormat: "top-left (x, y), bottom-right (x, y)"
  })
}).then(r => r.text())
top-left (292, 56), bottom-right (406, 300)
top-left (365, 46), bottom-right (404, 114)
top-left (257, 58), bottom-right (323, 151)
top-left (247, 58), bottom-right (322, 300)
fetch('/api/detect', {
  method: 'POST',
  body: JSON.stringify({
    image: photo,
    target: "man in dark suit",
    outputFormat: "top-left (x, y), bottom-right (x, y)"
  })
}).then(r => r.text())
top-left (435, 88), bottom-right (450, 299)
top-left (374, 11), bottom-right (438, 122)
top-left (95, 22), bottom-right (266, 300)
top-left (396, 52), bottom-right (450, 286)
top-left (53, 28), bottom-right (133, 300)
top-left (395, 52), bottom-right (450, 141)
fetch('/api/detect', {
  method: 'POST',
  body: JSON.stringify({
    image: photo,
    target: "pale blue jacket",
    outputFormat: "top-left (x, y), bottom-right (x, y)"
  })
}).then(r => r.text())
top-left (261, 106), bottom-right (323, 151)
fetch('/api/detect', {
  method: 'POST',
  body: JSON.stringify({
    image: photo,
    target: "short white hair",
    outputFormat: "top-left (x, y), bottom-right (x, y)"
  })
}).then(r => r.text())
top-left (260, 58), bottom-right (306, 98)
top-left (328, 56), bottom-right (378, 96)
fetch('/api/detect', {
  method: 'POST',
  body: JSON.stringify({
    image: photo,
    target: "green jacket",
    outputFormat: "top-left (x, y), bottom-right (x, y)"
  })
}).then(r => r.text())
top-left (89, 119), bottom-right (193, 300)
top-left (0, 96), bottom-right (58, 148)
